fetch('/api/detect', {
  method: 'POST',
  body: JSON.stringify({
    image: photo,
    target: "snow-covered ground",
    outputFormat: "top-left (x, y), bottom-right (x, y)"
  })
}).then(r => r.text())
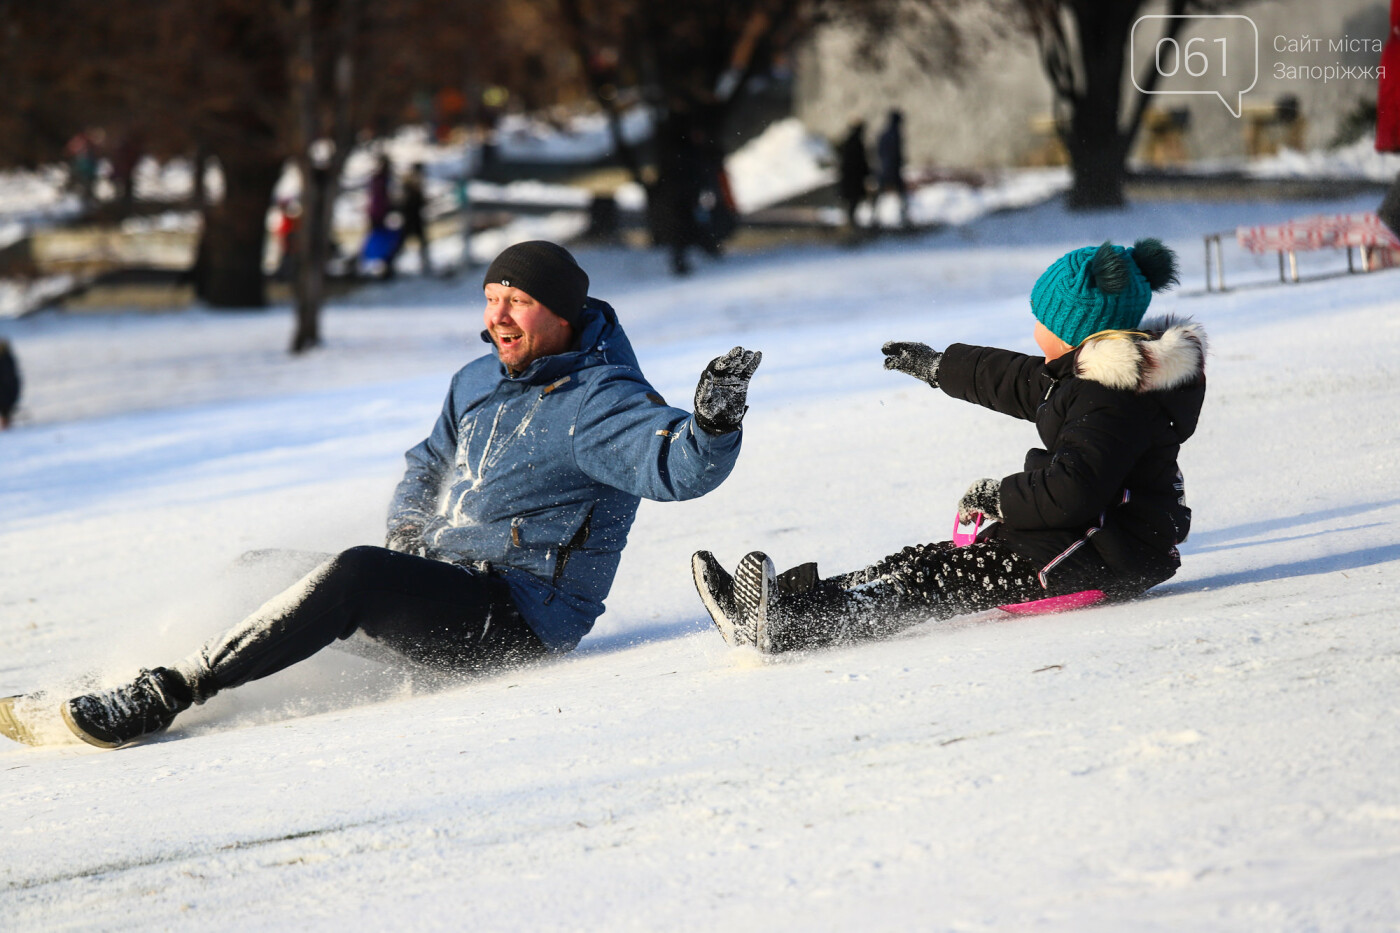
top-left (2, 191), bottom-right (1400, 931)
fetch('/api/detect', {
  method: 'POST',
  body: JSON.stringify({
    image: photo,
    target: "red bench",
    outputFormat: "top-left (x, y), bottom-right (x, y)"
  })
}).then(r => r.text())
top-left (1204, 211), bottom-right (1400, 290)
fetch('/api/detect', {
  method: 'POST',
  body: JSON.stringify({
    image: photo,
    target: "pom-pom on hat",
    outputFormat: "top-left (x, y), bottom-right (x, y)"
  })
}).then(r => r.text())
top-left (1030, 239), bottom-right (1179, 347)
top-left (483, 241), bottom-right (589, 328)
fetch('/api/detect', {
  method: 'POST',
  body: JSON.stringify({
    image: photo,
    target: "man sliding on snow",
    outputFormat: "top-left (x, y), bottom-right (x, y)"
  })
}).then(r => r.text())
top-left (694, 238), bottom-right (1205, 653)
top-left (3, 241), bottom-right (761, 748)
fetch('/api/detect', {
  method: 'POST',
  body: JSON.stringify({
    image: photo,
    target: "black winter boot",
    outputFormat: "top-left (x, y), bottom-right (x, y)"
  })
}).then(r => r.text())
top-left (62, 667), bottom-right (194, 748)
top-left (733, 552), bottom-right (775, 651)
top-left (693, 550), bottom-right (753, 647)
top-left (717, 552), bottom-right (859, 654)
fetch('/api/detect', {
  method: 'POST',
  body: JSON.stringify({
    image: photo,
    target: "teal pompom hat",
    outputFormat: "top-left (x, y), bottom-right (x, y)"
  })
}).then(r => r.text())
top-left (1030, 239), bottom-right (1180, 347)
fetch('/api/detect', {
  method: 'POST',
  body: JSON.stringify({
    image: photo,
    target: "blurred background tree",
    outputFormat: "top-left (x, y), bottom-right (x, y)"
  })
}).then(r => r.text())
top-left (2, 1), bottom-right (290, 307)
top-left (0, 0), bottom-right (537, 347)
top-left (554, 0), bottom-right (970, 266)
top-left (0, 0), bottom-right (1270, 346)
top-left (0, 0), bottom-right (981, 324)
top-left (556, 0), bottom-right (807, 264)
top-left (1022, 0), bottom-right (1247, 209)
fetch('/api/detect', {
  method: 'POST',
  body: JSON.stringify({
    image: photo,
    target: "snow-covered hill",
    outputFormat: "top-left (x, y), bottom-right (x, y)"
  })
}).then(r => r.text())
top-left (2, 193), bottom-right (1399, 931)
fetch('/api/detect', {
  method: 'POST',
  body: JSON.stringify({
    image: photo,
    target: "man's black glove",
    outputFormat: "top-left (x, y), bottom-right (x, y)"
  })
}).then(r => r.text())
top-left (881, 341), bottom-right (943, 388)
top-left (957, 478), bottom-right (1002, 523)
top-left (385, 522), bottom-right (426, 557)
top-left (693, 346), bottom-right (762, 435)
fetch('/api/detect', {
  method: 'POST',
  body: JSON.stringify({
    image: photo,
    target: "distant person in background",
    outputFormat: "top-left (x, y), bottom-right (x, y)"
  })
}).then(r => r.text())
top-left (362, 154), bottom-right (403, 280)
top-left (64, 131), bottom-right (100, 209)
top-left (400, 163), bottom-right (433, 276)
top-left (837, 119), bottom-right (871, 229)
top-left (694, 126), bottom-right (737, 257)
top-left (876, 109), bottom-right (910, 228)
top-left (0, 338), bottom-right (20, 429)
top-left (656, 113), bottom-right (710, 277)
top-left (1380, 179), bottom-right (1400, 239)
top-left (274, 198), bottom-right (302, 282)
top-left (1376, 0), bottom-right (1400, 234)
top-left (367, 154), bottom-right (394, 234)
top-left (111, 131), bottom-right (144, 216)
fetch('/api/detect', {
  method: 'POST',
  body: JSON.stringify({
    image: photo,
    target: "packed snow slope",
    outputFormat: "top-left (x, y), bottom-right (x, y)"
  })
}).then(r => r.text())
top-left (2, 193), bottom-right (1399, 931)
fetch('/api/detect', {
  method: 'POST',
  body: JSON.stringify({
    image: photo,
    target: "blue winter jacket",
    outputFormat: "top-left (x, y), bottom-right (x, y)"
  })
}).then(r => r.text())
top-left (388, 297), bottom-right (741, 650)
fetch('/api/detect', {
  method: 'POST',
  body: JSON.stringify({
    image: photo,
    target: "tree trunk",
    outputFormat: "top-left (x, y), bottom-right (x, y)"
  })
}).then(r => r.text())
top-left (191, 142), bottom-right (209, 211)
top-left (1065, 78), bottom-right (1129, 209)
top-left (287, 0), bottom-right (358, 355)
top-left (291, 166), bottom-right (334, 352)
top-left (196, 152), bottom-right (282, 308)
top-left (1065, 131), bottom-right (1128, 209)
top-left (1062, 2), bottom-right (1136, 209)
top-left (557, 0), bottom-right (646, 188)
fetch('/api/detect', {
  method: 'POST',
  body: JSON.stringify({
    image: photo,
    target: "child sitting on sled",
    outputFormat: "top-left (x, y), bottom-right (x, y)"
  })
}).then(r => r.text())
top-left (694, 238), bottom-right (1206, 653)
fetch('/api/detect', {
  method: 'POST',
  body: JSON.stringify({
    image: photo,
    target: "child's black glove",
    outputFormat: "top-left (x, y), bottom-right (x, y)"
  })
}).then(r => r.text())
top-left (881, 341), bottom-right (943, 387)
top-left (694, 347), bottom-right (762, 435)
top-left (957, 478), bottom-right (1002, 523)
top-left (385, 522), bottom-right (426, 557)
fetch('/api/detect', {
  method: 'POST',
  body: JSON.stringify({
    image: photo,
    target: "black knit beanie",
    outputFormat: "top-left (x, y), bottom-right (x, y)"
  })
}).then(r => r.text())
top-left (483, 241), bottom-right (589, 327)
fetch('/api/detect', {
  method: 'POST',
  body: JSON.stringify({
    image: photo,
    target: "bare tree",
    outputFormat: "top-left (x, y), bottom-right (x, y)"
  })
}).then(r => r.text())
top-left (555, 0), bottom-right (813, 260)
top-left (1, 0), bottom-right (520, 341)
top-left (0, 0), bottom-right (289, 307)
top-left (1023, 0), bottom-right (1243, 209)
top-left (188, 2), bottom-right (290, 308)
top-left (278, 0), bottom-right (516, 351)
top-left (283, 0), bottom-right (360, 353)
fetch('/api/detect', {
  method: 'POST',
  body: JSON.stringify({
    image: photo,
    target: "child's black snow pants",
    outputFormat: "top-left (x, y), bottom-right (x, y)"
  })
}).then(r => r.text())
top-left (180, 546), bottom-right (546, 702)
top-left (763, 539), bottom-right (1059, 653)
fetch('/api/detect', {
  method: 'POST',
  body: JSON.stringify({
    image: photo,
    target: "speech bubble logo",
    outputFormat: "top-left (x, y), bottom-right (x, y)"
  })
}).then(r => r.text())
top-left (1131, 15), bottom-right (1259, 118)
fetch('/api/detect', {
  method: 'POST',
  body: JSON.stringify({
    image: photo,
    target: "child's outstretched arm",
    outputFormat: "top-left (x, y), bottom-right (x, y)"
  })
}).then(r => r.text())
top-left (935, 344), bottom-right (1049, 422)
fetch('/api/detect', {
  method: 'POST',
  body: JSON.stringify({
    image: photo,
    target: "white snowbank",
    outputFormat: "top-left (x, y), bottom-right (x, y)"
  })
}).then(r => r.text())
top-left (725, 116), bottom-right (837, 213)
top-left (0, 166), bottom-right (83, 239)
top-left (1248, 134), bottom-right (1400, 181)
top-left (494, 106), bottom-right (654, 163)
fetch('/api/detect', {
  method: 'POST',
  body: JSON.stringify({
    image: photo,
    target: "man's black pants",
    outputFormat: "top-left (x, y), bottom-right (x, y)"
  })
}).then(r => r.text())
top-left (184, 546), bottom-right (546, 701)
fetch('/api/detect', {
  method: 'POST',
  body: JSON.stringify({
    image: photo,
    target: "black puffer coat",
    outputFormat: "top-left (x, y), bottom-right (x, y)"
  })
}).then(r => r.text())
top-left (937, 316), bottom-right (1207, 595)
top-left (0, 339), bottom-right (19, 423)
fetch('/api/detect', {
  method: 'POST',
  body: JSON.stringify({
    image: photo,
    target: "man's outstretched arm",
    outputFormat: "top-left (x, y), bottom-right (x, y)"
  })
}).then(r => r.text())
top-left (572, 347), bottom-right (761, 502)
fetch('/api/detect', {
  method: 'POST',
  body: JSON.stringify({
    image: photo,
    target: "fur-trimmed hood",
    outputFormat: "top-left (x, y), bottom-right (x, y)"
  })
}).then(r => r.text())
top-left (1071, 315), bottom-right (1206, 443)
top-left (1074, 316), bottom-right (1207, 393)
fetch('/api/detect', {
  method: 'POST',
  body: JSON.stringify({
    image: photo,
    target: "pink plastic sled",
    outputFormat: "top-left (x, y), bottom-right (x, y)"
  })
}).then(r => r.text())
top-left (953, 513), bottom-right (1105, 615)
